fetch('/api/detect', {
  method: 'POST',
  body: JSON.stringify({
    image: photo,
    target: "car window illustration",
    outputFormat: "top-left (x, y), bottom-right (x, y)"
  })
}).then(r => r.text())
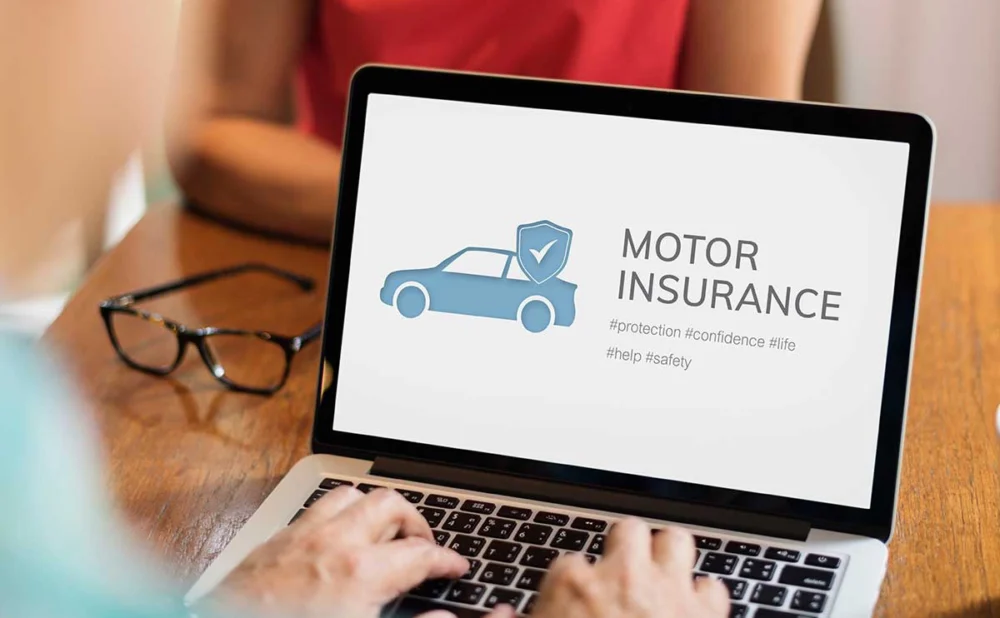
top-left (440, 249), bottom-right (509, 277)
top-left (505, 260), bottom-right (530, 281)
top-left (379, 220), bottom-right (576, 333)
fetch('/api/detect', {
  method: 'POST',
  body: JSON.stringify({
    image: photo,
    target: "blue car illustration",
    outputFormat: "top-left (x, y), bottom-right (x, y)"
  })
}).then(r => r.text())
top-left (379, 247), bottom-right (577, 333)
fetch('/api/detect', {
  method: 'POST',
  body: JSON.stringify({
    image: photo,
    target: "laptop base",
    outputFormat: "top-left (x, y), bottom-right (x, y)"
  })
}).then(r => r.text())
top-left (186, 454), bottom-right (888, 617)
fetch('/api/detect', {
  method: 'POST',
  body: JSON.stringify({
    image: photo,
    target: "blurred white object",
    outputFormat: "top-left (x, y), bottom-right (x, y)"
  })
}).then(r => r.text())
top-left (0, 154), bottom-right (145, 337)
top-left (104, 153), bottom-right (146, 250)
top-left (0, 295), bottom-right (72, 337)
top-left (827, 0), bottom-right (1000, 200)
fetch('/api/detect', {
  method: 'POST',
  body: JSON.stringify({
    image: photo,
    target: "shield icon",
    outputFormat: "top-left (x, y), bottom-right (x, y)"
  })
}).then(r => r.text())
top-left (516, 220), bottom-right (573, 284)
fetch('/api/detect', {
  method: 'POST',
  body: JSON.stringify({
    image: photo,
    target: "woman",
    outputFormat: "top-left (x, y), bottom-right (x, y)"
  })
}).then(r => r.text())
top-left (167, 0), bottom-right (821, 244)
top-left (2, 2), bottom-right (731, 617)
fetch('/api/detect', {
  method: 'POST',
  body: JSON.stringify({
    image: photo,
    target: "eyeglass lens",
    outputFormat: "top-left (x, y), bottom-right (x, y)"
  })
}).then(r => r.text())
top-left (110, 312), bottom-right (179, 371)
top-left (202, 333), bottom-right (289, 391)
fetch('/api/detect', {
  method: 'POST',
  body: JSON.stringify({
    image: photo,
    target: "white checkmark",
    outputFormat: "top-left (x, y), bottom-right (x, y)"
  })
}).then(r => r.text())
top-left (528, 239), bottom-right (558, 264)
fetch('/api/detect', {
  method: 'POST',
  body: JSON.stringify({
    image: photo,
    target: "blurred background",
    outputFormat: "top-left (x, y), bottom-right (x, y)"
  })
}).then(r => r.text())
top-left (3, 0), bottom-right (997, 336)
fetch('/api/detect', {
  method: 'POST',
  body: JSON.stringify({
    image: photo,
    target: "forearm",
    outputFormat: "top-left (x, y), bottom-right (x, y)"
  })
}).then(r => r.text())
top-left (679, 0), bottom-right (821, 100)
top-left (172, 117), bottom-right (341, 244)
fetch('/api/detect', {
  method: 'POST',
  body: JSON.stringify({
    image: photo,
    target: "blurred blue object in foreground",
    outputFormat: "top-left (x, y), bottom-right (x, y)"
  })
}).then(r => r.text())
top-left (0, 335), bottom-right (190, 618)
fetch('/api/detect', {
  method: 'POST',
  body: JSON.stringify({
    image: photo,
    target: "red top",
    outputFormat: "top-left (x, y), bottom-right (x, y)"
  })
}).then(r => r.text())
top-left (297, 0), bottom-right (690, 148)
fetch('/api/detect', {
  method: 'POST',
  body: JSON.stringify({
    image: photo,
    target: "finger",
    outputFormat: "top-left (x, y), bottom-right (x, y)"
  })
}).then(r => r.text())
top-left (416, 612), bottom-right (457, 618)
top-left (485, 604), bottom-right (517, 618)
top-left (694, 576), bottom-right (731, 614)
top-left (651, 525), bottom-right (696, 576)
top-left (366, 536), bottom-right (469, 598)
top-left (300, 485), bottom-right (363, 524)
top-left (335, 488), bottom-right (434, 542)
top-left (543, 551), bottom-right (594, 598)
top-left (547, 550), bottom-right (592, 577)
top-left (604, 517), bottom-right (653, 566)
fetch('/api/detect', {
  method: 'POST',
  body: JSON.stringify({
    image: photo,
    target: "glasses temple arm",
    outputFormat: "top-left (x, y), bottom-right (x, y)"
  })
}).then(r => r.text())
top-left (116, 263), bottom-right (315, 304)
top-left (296, 322), bottom-right (323, 346)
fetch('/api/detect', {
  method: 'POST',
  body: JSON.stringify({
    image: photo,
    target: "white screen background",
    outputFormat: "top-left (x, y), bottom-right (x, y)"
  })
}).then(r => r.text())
top-left (332, 94), bottom-right (910, 509)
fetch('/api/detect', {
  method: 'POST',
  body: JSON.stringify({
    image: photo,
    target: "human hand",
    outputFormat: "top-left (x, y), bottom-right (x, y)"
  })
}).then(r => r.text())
top-left (203, 486), bottom-right (468, 618)
top-left (489, 518), bottom-right (729, 618)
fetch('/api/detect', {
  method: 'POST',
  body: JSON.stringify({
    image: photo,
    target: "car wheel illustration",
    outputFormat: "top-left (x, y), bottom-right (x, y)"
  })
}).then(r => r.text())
top-left (518, 296), bottom-right (555, 333)
top-left (393, 282), bottom-right (429, 319)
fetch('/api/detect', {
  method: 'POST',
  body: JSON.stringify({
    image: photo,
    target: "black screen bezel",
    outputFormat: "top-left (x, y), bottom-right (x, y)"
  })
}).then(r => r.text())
top-left (312, 65), bottom-right (934, 542)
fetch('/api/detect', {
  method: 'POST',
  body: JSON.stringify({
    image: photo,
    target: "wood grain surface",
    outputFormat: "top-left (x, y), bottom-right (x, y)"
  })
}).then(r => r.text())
top-left (44, 205), bottom-right (328, 583)
top-left (873, 204), bottom-right (1000, 618)
top-left (43, 203), bottom-right (1000, 616)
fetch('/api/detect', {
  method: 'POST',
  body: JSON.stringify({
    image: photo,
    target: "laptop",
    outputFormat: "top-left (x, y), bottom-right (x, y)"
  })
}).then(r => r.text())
top-left (186, 66), bottom-right (935, 617)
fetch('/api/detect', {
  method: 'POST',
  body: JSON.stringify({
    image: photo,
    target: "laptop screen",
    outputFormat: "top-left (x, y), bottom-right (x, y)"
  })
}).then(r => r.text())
top-left (330, 93), bottom-right (911, 510)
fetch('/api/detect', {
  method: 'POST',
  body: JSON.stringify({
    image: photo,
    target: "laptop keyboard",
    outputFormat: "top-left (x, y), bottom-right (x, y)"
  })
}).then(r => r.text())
top-left (290, 478), bottom-right (845, 618)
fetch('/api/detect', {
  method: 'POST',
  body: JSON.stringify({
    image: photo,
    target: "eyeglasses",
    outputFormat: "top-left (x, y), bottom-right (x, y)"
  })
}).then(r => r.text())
top-left (99, 263), bottom-right (322, 395)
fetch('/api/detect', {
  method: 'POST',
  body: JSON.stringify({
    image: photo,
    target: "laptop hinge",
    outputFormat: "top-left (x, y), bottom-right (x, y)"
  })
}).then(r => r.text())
top-left (370, 457), bottom-right (810, 541)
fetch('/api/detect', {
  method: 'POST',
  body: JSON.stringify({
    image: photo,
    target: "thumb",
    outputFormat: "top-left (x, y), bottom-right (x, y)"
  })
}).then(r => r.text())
top-left (370, 537), bottom-right (469, 598)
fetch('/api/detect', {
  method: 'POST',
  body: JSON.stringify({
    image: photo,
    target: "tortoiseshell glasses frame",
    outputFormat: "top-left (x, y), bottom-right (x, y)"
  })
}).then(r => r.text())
top-left (99, 263), bottom-right (322, 395)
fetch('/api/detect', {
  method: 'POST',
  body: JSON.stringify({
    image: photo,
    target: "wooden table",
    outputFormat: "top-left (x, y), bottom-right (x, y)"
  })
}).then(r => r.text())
top-left (44, 203), bottom-right (1000, 617)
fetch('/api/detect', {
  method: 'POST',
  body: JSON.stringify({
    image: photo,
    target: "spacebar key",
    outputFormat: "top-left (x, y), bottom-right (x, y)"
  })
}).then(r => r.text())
top-left (392, 597), bottom-right (487, 618)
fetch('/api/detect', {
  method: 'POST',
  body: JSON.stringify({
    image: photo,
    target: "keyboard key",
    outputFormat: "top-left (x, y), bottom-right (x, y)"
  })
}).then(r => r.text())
top-left (484, 587), bottom-right (524, 609)
top-left (588, 534), bottom-right (605, 555)
top-left (728, 604), bottom-right (748, 618)
top-left (551, 528), bottom-right (589, 551)
top-left (461, 500), bottom-right (496, 515)
top-left (447, 581), bottom-right (487, 605)
top-left (779, 565), bottom-right (835, 590)
top-left (516, 523), bottom-right (554, 545)
top-left (497, 506), bottom-right (532, 521)
top-left (395, 489), bottom-right (424, 504)
top-left (724, 541), bottom-right (761, 556)
top-left (433, 531), bottom-right (450, 546)
top-left (753, 611), bottom-right (811, 618)
top-left (571, 517), bottom-right (608, 532)
top-left (462, 559), bottom-right (482, 580)
top-left (303, 489), bottom-right (326, 507)
top-left (288, 509), bottom-right (306, 525)
top-left (533, 511), bottom-right (569, 526)
top-left (417, 507), bottom-right (446, 528)
top-left (695, 535), bottom-right (722, 550)
top-left (791, 589), bottom-right (828, 613)
top-left (515, 568), bottom-right (546, 591)
top-left (804, 553), bottom-right (841, 569)
top-left (524, 593), bottom-right (539, 615)
top-left (479, 563), bottom-right (519, 586)
top-left (449, 535), bottom-right (486, 557)
top-left (479, 517), bottom-right (517, 539)
top-left (395, 597), bottom-right (486, 618)
top-left (700, 552), bottom-right (738, 575)
top-left (411, 578), bottom-right (450, 599)
top-left (751, 583), bottom-right (788, 606)
top-left (425, 494), bottom-right (460, 509)
top-left (356, 483), bottom-right (383, 494)
top-left (765, 547), bottom-right (802, 562)
top-left (520, 548), bottom-right (560, 569)
top-left (443, 512), bottom-right (482, 534)
top-left (739, 558), bottom-right (776, 581)
top-left (583, 554), bottom-right (597, 564)
top-left (484, 540), bottom-right (523, 563)
top-left (319, 478), bottom-right (353, 490)
top-left (720, 577), bottom-right (747, 600)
